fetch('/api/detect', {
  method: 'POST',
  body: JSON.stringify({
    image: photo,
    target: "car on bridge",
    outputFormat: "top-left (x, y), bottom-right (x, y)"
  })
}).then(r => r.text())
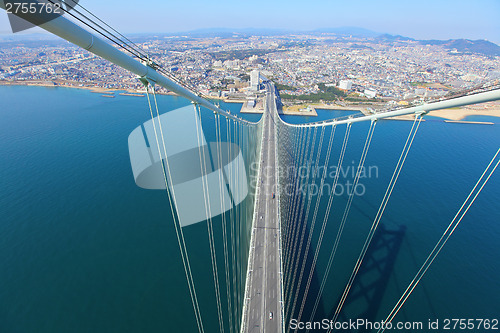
top-left (269, 312), bottom-right (273, 320)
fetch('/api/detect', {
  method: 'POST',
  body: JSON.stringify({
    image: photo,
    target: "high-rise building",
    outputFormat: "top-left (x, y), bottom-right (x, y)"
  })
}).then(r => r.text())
top-left (250, 70), bottom-right (260, 92)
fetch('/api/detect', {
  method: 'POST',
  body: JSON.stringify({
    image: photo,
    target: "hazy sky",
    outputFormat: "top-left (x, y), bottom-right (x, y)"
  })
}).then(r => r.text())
top-left (1, 0), bottom-right (499, 44)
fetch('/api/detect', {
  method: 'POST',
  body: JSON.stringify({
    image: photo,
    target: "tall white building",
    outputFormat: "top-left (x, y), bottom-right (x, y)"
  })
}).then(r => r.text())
top-left (250, 70), bottom-right (260, 92)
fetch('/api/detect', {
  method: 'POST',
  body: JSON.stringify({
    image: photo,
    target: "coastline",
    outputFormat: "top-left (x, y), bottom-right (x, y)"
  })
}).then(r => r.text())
top-left (388, 107), bottom-right (500, 121)
top-left (0, 80), bottom-right (258, 104)
top-left (281, 104), bottom-right (318, 116)
top-left (0, 79), bottom-right (180, 96)
top-left (283, 101), bottom-right (500, 121)
top-left (2, 80), bottom-right (499, 121)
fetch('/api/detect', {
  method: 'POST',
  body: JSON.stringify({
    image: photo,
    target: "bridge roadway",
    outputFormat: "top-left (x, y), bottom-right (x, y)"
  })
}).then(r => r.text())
top-left (243, 84), bottom-right (283, 332)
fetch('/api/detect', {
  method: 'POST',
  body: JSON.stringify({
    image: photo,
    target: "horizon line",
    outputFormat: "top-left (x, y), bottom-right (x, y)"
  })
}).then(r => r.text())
top-left (0, 27), bottom-right (498, 45)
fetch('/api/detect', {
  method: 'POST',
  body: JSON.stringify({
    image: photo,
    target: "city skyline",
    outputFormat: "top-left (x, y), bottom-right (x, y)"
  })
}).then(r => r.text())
top-left (0, 0), bottom-right (499, 44)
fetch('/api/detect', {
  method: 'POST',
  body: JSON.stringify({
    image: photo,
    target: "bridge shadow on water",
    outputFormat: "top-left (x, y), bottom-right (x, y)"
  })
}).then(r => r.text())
top-left (325, 223), bottom-right (407, 332)
top-left (286, 217), bottom-right (407, 332)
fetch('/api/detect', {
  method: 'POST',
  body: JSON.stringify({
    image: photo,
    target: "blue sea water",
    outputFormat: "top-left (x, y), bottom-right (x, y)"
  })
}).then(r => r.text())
top-left (0, 86), bottom-right (259, 333)
top-left (280, 109), bottom-right (361, 124)
top-left (0, 86), bottom-right (499, 332)
top-left (278, 109), bottom-right (500, 330)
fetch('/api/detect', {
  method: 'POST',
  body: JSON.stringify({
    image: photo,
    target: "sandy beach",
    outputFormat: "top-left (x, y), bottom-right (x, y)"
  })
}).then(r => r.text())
top-left (309, 100), bottom-right (500, 121)
top-left (426, 107), bottom-right (500, 120)
top-left (281, 104), bottom-right (318, 116)
top-left (388, 106), bottom-right (500, 121)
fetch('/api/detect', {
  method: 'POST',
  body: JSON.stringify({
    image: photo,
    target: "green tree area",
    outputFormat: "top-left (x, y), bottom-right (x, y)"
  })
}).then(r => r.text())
top-left (345, 97), bottom-right (374, 102)
top-left (279, 83), bottom-right (346, 102)
top-left (275, 83), bottom-right (297, 91)
top-left (318, 83), bottom-right (347, 97)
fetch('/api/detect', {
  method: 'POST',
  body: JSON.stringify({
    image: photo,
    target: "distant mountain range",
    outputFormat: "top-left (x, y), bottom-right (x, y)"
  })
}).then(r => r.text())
top-left (418, 39), bottom-right (500, 57)
top-left (2, 27), bottom-right (499, 57)
top-left (375, 33), bottom-right (500, 56)
top-left (176, 27), bottom-right (500, 56)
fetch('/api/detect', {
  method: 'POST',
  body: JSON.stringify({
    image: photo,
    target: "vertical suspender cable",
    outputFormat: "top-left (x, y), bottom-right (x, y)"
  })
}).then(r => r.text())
top-left (145, 85), bottom-right (204, 333)
top-left (227, 117), bottom-right (236, 330)
top-left (285, 126), bottom-right (317, 320)
top-left (378, 147), bottom-right (500, 333)
top-left (194, 104), bottom-right (225, 333)
top-left (291, 125), bottom-right (328, 326)
top-left (235, 119), bottom-right (242, 321)
top-left (285, 126), bottom-right (311, 285)
top-left (294, 123), bottom-right (342, 330)
top-left (283, 127), bottom-right (300, 256)
top-left (215, 114), bottom-right (234, 333)
top-left (285, 126), bottom-right (305, 249)
top-left (227, 118), bottom-right (238, 329)
top-left (302, 123), bottom-right (352, 332)
top-left (328, 116), bottom-right (421, 331)
top-left (285, 126), bottom-right (313, 307)
top-left (286, 126), bottom-right (324, 327)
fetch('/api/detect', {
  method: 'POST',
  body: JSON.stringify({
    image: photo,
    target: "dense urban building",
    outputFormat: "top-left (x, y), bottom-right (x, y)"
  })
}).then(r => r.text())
top-left (1, 33), bottom-right (499, 107)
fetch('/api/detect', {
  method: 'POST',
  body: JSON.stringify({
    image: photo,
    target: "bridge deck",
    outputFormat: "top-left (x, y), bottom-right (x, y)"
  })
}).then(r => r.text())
top-left (242, 86), bottom-right (283, 332)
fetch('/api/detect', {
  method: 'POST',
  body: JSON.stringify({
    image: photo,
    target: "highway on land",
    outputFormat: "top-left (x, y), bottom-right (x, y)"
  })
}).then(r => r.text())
top-left (244, 84), bottom-right (283, 332)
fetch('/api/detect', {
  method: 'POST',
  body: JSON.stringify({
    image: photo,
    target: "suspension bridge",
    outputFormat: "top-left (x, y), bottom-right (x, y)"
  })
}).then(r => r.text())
top-left (2, 2), bottom-right (500, 332)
